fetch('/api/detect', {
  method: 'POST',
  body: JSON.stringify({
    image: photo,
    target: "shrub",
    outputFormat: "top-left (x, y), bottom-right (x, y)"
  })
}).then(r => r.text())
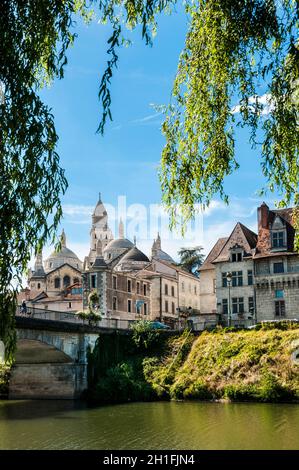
top-left (0, 364), bottom-right (10, 398)
top-left (88, 360), bottom-right (155, 404)
top-left (130, 320), bottom-right (160, 352)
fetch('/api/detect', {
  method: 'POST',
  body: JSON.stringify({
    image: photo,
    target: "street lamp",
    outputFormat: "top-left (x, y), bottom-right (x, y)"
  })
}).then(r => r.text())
top-left (226, 272), bottom-right (232, 327)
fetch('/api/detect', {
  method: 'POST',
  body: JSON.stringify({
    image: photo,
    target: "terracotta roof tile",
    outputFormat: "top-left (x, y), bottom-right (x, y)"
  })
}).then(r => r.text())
top-left (256, 206), bottom-right (295, 256)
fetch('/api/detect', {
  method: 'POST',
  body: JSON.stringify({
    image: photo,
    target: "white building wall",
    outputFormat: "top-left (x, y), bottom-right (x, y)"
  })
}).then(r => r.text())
top-left (215, 259), bottom-right (255, 320)
top-left (199, 269), bottom-right (216, 314)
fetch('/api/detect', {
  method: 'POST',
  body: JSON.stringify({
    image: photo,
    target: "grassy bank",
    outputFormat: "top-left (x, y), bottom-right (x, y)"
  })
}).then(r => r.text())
top-left (86, 323), bottom-right (299, 405)
top-left (145, 327), bottom-right (299, 402)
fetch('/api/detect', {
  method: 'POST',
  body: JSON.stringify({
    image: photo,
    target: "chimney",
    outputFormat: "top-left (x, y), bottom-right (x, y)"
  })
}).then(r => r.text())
top-left (257, 202), bottom-right (269, 231)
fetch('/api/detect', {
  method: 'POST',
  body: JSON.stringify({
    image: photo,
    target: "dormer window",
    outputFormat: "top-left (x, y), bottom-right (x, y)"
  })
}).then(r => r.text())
top-left (272, 231), bottom-right (285, 248)
top-left (232, 252), bottom-right (242, 262)
top-left (230, 247), bottom-right (243, 262)
top-left (270, 215), bottom-right (287, 251)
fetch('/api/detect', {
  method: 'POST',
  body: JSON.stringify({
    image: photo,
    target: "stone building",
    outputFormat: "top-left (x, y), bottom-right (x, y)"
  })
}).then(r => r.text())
top-left (198, 237), bottom-right (228, 315)
top-left (83, 198), bottom-right (151, 326)
top-left (254, 203), bottom-right (299, 321)
top-left (148, 243), bottom-right (200, 327)
top-left (199, 203), bottom-right (299, 325)
top-left (83, 195), bottom-right (201, 328)
top-left (25, 230), bottom-right (83, 312)
top-left (212, 223), bottom-right (257, 326)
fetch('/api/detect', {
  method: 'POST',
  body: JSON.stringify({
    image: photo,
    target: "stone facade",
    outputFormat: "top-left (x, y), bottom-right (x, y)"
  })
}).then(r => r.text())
top-left (199, 237), bottom-right (227, 315)
top-left (199, 203), bottom-right (299, 325)
top-left (83, 195), bottom-right (200, 327)
top-left (254, 204), bottom-right (299, 321)
top-left (25, 230), bottom-right (83, 312)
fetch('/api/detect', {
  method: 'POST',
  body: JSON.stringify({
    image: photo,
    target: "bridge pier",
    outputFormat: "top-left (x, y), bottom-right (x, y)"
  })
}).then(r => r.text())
top-left (10, 324), bottom-right (99, 399)
top-left (10, 317), bottom-right (131, 400)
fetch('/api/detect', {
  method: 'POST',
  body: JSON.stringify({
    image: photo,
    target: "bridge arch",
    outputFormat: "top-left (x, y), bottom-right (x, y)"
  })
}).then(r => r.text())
top-left (15, 339), bottom-right (73, 364)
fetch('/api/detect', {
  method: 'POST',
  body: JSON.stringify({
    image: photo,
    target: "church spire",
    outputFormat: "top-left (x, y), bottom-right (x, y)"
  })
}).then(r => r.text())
top-left (34, 250), bottom-right (45, 276)
top-left (98, 192), bottom-right (102, 202)
top-left (119, 218), bottom-right (124, 239)
top-left (61, 229), bottom-right (66, 248)
top-left (156, 232), bottom-right (161, 249)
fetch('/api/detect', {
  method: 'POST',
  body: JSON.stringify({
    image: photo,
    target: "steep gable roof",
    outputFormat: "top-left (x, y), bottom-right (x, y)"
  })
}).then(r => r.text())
top-left (199, 237), bottom-right (228, 271)
top-left (45, 263), bottom-right (82, 275)
top-left (212, 222), bottom-right (257, 263)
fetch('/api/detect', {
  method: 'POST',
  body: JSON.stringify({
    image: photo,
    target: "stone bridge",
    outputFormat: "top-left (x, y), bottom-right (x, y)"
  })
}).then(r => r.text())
top-left (9, 316), bottom-right (129, 400)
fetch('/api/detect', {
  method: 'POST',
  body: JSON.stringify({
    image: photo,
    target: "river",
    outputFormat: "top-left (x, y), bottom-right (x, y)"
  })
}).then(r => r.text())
top-left (0, 400), bottom-right (298, 449)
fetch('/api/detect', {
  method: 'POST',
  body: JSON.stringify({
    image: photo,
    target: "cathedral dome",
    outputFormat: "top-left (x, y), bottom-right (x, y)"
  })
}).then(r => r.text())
top-left (104, 238), bottom-right (134, 251)
top-left (44, 231), bottom-right (83, 272)
top-left (153, 249), bottom-right (174, 264)
top-left (103, 238), bottom-right (134, 262)
top-left (121, 247), bottom-right (149, 262)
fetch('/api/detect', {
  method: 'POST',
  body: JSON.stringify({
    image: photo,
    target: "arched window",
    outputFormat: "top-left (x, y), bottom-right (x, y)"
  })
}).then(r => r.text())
top-left (63, 275), bottom-right (71, 287)
top-left (54, 277), bottom-right (61, 289)
top-left (73, 277), bottom-right (80, 285)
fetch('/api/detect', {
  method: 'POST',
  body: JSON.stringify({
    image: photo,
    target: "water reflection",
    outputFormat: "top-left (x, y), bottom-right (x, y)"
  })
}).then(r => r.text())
top-left (0, 400), bottom-right (298, 450)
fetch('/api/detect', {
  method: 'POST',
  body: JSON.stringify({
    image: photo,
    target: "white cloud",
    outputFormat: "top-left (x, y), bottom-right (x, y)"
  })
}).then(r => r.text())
top-left (62, 204), bottom-right (94, 216)
top-left (201, 200), bottom-right (226, 216)
top-left (130, 112), bottom-right (163, 125)
top-left (232, 93), bottom-right (275, 116)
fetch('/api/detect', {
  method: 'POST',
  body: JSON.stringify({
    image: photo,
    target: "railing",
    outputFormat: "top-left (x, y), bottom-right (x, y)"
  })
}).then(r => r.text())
top-left (16, 306), bottom-right (178, 331)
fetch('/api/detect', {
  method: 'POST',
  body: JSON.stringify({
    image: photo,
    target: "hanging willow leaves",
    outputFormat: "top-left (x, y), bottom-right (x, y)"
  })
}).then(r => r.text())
top-left (0, 0), bottom-right (174, 361)
top-left (0, 0), bottom-right (77, 361)
top-left (0, 0), bottom-right (298, 360)
top-left (160, 0), bottom-right (298, 230)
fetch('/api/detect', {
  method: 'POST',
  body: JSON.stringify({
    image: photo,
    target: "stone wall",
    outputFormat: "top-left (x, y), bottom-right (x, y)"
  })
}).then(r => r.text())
top-left (199, 268), bottom-right (216, 314)
top-left (9, 363), bottom-right (86, 399)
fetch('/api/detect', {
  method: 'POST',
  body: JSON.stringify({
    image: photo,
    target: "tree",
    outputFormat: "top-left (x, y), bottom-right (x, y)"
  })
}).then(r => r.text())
top-left (160, 1), bottom-right (298, 232)
top-left (0, 0), bottom-right (171, 362)
top-left (0, 1), bottom-right (298, 359)
top-left (178, 246), bottom-right (205, 276)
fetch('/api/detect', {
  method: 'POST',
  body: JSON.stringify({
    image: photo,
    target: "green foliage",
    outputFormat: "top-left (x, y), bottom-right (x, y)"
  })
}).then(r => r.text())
top-left (130, 320), bottom-right (160, 352)
top-left (88, 290), bottom-right (100, 308)
top-left (0, 0), bottom-right (78, 360)
top-left (77, 290), bottom-right (102, 324)
top-left (178, 246), bottom-right (204, 275)
top-left (89, 360), bottom-right (155, 404)
top-left (0, 364), bottom-right (10, 397)
top-left (77, 310), bottom-right (101, 325)
top-left (1, 0), bottom-right (298, 359)
top-left (160, 1), bottom-right (299, 231)
top-left (147, 328), bottom-right (299, 403)
top-left (258, 320), bottom-right (299, 331)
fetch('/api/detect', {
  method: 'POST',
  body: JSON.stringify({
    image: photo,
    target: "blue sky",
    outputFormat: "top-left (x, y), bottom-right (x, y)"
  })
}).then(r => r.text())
top-left (38, 9), bottom-right (278, 264)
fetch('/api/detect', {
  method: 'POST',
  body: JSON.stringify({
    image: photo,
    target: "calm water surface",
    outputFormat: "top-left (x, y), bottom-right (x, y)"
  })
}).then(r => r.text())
top-left (0, 400), bottom-right (298, 450)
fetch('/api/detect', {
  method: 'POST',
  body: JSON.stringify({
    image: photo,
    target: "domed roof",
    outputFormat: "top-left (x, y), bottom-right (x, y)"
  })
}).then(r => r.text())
top-left (154, 249), bottom-right (175, 264)
top-left (44, 231), bottom-right (82, 272)
top-left (48, 245), bottom-right (79, 260)
top-left (104, 238), bottom-right (134, 251)
top-left (121, 247), bottom-right (150, 262)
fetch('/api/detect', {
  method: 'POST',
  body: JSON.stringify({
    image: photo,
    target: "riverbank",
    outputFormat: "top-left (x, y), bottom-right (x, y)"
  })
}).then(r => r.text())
top-left (87, 322), bottom-right (299, 404)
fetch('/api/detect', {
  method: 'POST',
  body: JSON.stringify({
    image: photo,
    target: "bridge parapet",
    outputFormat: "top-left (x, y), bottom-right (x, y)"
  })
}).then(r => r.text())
top-left (16, 306), bottom-right (139, 330)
